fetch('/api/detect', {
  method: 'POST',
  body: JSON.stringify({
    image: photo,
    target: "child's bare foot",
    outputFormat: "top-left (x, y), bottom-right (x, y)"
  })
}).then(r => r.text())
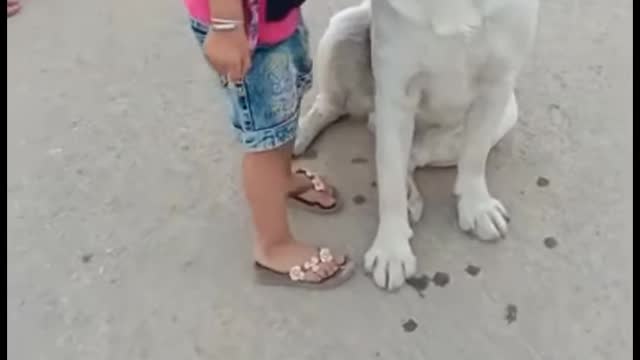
top-left (7, 0), bottom-right (20, 17)
top-left (255, 240), bottom-right (348, 283)
top-left (288, 168), bottom-right (341, 213)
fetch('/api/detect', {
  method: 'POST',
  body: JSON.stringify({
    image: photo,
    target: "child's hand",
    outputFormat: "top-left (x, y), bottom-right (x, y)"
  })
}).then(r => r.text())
top-left (203, 27), bottom-right (251, 83)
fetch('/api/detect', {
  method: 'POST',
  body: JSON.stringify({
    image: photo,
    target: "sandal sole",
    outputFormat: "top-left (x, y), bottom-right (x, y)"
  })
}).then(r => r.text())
top-left (288, 187), bottom-right (343, 215)
top-left (254, 259), bottom-right (355, 289)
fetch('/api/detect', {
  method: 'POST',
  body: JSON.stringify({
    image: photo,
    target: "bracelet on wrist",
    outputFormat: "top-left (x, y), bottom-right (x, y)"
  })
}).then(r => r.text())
top-left (209, 17), bottom-right (243, 32)
top-left (209, 22), bottom-right (239, 31)
top-left (210, 17), bottom-right (243, 24)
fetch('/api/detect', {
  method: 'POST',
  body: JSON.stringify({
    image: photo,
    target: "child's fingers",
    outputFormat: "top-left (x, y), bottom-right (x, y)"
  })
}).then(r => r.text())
top-left (227, 50), bottom-right (251, 82)
top-left (227, 62), bottom-right (244, 83)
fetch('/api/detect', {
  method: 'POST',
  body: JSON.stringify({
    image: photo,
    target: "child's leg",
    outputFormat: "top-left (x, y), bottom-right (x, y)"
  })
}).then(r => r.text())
top-left (191, 19), bottom-right (352, 285)
top-left (244, 143), bottom-right (341, 279)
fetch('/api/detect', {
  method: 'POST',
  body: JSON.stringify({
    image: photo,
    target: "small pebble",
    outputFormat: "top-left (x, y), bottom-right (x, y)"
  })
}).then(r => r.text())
top-left (406, 274), bottom-right (430, 297)
top-left (536, 176), bottom-right (550, 187)
top-left (544, 236), bottom-right (558, 249)
top-left (371, 181), bottom-right (377, 188)
top-left (352, 194), bottom-right (367, 205)
top-left (81, 253), bottom-right (93, 263)
top-left (402, 319), bottom-right (418, 332)
top-left (432, 272), bottom-right (450, 287)
top-left (465, 265), bottom-right (481, 276)
top-left (505, 304), bottom-right (518, 324)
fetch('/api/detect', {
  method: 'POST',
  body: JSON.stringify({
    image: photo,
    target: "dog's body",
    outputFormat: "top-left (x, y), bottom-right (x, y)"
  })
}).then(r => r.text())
top-left (295, 0), bottom-right (539, 289)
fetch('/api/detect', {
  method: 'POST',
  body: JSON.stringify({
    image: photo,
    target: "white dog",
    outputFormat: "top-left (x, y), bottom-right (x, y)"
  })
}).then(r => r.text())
top-left (294, 0), bottom-right (539, 290)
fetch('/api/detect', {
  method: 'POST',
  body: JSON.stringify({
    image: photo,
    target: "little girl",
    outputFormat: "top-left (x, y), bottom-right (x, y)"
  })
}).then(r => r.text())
top-left (184, 0), bottom-right (354, 288)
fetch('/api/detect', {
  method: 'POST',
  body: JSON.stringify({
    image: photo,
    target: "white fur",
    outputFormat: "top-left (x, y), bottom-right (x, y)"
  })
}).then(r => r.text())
top-left (295, 0), bottom-right (538, 290)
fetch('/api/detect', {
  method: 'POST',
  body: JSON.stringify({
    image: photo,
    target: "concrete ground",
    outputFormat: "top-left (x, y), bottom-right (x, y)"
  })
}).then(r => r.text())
top-left (7, 0), bottom-right (632, 359)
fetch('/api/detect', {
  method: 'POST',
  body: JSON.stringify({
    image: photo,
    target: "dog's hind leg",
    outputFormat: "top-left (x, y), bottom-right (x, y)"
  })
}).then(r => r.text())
top-left (294, 2), bottom-right (373, 156)
top-left (405, 124), bottom-right (462, 224)
top-left (294, 95), bottom-right (344, 156)
top-left (407, 174), bottom-right (424, 223)
top-left (410, 125), bottom-right (463, 169)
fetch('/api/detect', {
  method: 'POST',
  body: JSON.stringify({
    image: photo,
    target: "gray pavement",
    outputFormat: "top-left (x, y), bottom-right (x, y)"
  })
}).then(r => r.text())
top-left (7, 0), bottom-right (633, 359)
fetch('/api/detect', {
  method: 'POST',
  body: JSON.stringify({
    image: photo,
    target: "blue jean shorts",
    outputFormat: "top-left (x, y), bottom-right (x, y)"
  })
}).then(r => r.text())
top-left (190, 19), bottom-right (312, 152)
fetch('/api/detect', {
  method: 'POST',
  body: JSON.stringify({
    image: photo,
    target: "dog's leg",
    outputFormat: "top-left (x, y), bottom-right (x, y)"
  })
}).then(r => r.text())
top-left (455, 82), bottom-right (515, 241)
top-left (293, 95), bottom-right (343, 156)
top-left (364, 72), bottom-right (420, 290)
top-left (369, 110), bottom-right (424, 224)
top-left (366, 112), bottom-right (376, 133)
top-left (407, 173), bottom-right (423, 223)
top-left (492, 90), bottom-right (518, 145)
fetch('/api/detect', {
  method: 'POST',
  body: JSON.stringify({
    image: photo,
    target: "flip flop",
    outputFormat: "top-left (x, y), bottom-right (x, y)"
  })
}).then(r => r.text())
top-left (7, 0), bottom-right (20, 17)
top-left (254, 247), bottom-right (355, 289)
top-left (288, 168), bottom-right (342, 214)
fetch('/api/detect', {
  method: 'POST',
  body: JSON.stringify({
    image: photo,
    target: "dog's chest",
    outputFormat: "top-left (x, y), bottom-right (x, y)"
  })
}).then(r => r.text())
top-left (413, 36), bottom-right (488, 111)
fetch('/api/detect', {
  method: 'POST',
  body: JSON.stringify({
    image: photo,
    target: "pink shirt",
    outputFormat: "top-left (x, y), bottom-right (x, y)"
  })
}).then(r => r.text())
top-left (184, 0), bottom-right (300, 45)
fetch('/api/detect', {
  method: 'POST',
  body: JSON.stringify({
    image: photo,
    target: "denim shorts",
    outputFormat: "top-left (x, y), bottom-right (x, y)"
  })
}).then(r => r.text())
top-left (190, 19), bottom-right (312, 152)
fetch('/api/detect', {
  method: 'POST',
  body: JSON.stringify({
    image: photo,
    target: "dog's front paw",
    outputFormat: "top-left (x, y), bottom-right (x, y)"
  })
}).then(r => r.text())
top-left (457, 195), bottom-right (509, 241)
top-left (364, 226), bottom-right (416, 290)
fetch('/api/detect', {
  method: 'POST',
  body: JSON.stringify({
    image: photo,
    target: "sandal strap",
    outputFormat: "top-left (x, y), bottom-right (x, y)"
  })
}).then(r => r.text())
top-left (288, 248), bottom-right (337, 282)
top-left (294, 168), bottom-right (327, 192)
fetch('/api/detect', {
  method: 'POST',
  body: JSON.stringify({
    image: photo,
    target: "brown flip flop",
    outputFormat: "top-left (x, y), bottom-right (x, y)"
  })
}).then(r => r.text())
top-left (288, 168), bottom-right (343, 214)
top-left (254, 248), bottom-right (355, 289)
